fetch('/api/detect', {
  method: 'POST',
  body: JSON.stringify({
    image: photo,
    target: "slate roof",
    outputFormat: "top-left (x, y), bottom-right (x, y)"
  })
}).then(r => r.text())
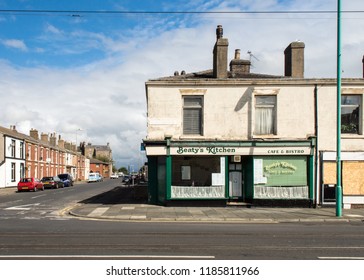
top-left (149, 69), bottom-right (284, 82)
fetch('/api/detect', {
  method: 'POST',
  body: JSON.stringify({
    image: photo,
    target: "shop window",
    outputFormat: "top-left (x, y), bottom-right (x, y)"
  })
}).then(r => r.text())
top-left (171, 156), bottom-right (225, 198)
top-left (183, 96), bottom-right (203, 135)
top-left (255, 95), bottom-right (276, 135)
top-left (253, 156), bottom-right (308, 199)
top-left (341, 95), bottom-right (361, 134)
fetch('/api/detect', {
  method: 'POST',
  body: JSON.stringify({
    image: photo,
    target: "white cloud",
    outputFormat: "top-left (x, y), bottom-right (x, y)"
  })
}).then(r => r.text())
top-left (1, 39), bottom-right (28, 51)
top-left (1, 0), bottom-right (364, 168)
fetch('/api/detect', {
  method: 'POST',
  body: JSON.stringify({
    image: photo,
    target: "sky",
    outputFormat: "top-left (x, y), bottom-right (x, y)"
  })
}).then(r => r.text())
top-left (1, 0), bottom-right (364, 170)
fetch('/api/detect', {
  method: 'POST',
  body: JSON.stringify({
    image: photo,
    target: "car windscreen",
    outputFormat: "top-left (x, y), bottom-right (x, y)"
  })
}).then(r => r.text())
top-left (20, 178), bottom-right (32, 182)
top-left (58, 174), bottom-right (68, 179)
top-left (41, 177), bottom-right (53, 181)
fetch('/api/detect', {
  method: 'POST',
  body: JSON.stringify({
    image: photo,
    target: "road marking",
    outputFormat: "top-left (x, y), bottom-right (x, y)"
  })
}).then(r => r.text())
top-left (5, 203), bottom-right (40, 211)
top-left (31, 194), bottom-right (46, 199)
top-left (0, 255), bottom-right (215, 259)
top-left (88, 207), bottom-right (109, 216)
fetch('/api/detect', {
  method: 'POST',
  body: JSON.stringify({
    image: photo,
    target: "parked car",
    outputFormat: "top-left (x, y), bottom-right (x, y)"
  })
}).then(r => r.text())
top-left (41, 176), bottom-right (64, 189)
top-left (122, 175), bottom-right (130, 183)
top-left (58, 173), bottom-right (74, 187)
top-left (17, 178), bottom-right (44, 192)
top-left (110, 173), bottom-right (118, 179)
top-left (88, 173), bottom-right (103, 183)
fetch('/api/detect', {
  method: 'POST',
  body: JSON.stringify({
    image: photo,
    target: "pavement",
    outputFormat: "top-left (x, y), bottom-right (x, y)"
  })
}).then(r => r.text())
top-left (67, 185), bottom-right (364, 223)
top-left (2, 184), bottom-right (364, 223)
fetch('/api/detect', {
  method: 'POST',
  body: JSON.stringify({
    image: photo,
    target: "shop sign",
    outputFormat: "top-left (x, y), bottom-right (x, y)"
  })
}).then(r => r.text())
top-left (264, 161), bottom-right (297, 175)
top-left (145, 146), bottom-right (311, 156)
top-left (171, 147), bottom-right (310, 156)
top-left (176, 147), bottom-right (236, 155)
top-left (267, 149), bottom-right (306, 154)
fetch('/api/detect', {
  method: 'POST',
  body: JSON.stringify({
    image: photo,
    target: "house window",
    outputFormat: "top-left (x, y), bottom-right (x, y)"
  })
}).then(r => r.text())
top-left (255, 95), bottom-right (276, 135)
top-left (341, 95), bottom-right (361, 134)
top-left (20, 142), bottom-right (24, 159)
top-left (11, 163), bottom-right (16, 182)
top-left (20, 163), bottom-right (25, 179)
top-left (11, 140), bottom-right (16, 157)
top-left (183, 96), bottom-right (203, 135)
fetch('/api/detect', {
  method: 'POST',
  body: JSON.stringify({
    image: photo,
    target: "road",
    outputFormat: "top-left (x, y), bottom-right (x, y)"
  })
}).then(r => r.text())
top-left (0, 180), bottom-right (364, 260)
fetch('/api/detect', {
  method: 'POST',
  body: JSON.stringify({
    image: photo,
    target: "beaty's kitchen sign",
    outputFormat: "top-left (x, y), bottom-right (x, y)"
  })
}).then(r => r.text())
top-left (145, 146), bottom-right (311, 156)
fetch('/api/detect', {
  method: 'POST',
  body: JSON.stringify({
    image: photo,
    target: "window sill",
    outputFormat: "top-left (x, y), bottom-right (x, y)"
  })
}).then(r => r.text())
top-left (179, 135), bottom-right (205, 140)
top-left (341, 134), bottom-right (364, 139)
top-left (252, 135), bottom-right (279, 139)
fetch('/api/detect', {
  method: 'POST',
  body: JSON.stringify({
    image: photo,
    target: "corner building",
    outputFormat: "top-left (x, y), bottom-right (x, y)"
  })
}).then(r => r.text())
top-left (144, 25), bottom-right (364, 208)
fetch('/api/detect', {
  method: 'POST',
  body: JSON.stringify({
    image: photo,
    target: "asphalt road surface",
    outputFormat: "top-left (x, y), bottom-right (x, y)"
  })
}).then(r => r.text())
top-left (0, 180), bottom-right (364, 260)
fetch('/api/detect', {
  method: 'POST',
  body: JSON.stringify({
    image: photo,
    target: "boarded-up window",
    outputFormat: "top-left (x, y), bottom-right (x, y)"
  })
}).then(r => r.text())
top-left (323, 161), bottom-right (364, 195)
top-left (343, 161), bottom-right (364, 195)
top-left (323, 162), bottom-right (336, 185)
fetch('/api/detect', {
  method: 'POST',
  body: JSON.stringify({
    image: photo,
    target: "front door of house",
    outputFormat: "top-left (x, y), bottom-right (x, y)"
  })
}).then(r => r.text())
top-left (229, 171), bottom-right (242, 198)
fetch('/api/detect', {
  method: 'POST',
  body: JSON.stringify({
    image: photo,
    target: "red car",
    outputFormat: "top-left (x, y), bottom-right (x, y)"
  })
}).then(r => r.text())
top-left (17, 178), bottom-right (44, 192)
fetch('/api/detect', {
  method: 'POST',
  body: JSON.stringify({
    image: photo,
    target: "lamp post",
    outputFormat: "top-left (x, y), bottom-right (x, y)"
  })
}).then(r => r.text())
top-left (336, 0), bottom-right (343, 217)
top-left (75, 128), bottom-right (83, 181)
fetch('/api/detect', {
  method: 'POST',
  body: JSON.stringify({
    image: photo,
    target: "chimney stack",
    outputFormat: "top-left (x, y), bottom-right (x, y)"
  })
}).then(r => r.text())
top-left (229, 49), bottom-right (251, 76)
top-left (284, 41), bottom-right (305, 78)
top-left (30, 129), bottom-right (39, 140)
top-left (64, 141), bottom-right (71, 151)
top-left (41, 133), bottom-right (49, 143)
top-left (50, 133), bottom-right (57, 146)
top-left (58, 137), bottom-right (65, 149)
top-left (213, 25), bottom-right (229, 79)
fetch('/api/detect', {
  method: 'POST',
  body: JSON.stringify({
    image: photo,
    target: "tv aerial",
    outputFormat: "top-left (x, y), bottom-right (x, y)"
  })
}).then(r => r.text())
top-left (247, 50), bottom-right (259, 68)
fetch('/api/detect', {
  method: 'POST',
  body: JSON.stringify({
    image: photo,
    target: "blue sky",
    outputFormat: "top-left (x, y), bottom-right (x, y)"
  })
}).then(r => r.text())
top-left (1, 0), bottom-right (364, 168)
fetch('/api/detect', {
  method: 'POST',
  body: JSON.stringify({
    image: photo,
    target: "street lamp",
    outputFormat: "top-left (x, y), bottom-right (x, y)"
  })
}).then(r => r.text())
top-left (336, 0), bottom-right (343, 217)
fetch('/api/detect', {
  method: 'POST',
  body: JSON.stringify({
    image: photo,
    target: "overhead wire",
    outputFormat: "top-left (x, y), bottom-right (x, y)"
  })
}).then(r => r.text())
top-left (0, 9), bottom-right (363, 15)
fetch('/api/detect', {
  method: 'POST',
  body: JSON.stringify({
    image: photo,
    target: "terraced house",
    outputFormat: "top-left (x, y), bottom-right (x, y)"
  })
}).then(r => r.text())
top-left (144, 25), bottom-right (364, 208)
top-left (0, 125), bottom-right (89, 188)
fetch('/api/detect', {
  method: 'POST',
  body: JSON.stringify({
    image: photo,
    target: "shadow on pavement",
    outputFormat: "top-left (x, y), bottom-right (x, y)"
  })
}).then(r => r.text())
top-left (79, 185), bottom-right (148, 205)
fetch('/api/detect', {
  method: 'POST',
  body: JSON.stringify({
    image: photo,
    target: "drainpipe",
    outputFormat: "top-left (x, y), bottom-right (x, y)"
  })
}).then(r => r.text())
top-left (165, 136), bottom-right (172, 201)
top-left (313, 84), bottom-right (319, 208)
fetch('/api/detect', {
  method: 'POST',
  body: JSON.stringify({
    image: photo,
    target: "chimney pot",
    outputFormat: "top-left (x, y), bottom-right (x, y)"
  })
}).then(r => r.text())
top-left (234, 49), bottom-right (241, 60)
top-left (216, 25), bottom-right (223, 39)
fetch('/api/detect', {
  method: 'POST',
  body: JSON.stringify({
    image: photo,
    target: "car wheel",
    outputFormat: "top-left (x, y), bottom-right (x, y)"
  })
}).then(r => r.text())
top-left (33, 187), bottom-right (37, 192)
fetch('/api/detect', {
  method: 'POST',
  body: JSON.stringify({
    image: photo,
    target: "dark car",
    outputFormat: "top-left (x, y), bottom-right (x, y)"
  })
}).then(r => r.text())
top-left (122, 175), bottom-right (130, 183)
top-left (58, 173), bottom-right (74, 187)
top-left (41, 176), bottom-right (64, 189)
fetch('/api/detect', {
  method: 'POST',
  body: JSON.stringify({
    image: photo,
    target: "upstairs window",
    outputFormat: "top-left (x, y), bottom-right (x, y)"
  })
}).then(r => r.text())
top-left (341, 95), bottom-right (361, 134)
top-left (255, 95), bottom-right (276, 135)
top-left (20, 142), bottom-right (24, 159)
top-left (10, 140), bottom-right (16, 157)
top-left (183, 96), bottom-right (203, 135)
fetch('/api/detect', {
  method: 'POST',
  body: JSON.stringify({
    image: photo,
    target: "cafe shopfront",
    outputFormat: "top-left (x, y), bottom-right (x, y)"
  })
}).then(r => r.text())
top-left (144, 139), bottom-right (315, 207)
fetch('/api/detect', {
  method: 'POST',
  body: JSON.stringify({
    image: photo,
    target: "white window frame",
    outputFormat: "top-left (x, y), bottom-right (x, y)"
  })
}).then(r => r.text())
top-left (254, 95), bottom-right (277, 135)
top-left (183, 95), bottom-right (204, 135)
top-left (341, 94), bottom-right (362, 135)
